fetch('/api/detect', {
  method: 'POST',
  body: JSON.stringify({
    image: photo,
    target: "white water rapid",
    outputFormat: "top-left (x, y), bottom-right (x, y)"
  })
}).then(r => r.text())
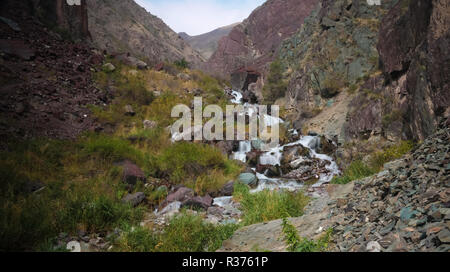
top-left (226, 89), bottom-right (340, 196)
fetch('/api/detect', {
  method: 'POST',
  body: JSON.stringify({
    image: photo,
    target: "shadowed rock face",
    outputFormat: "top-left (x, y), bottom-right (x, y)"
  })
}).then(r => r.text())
top-left (87, 0), bottom-right (204, 66)
top-left (375, 0), bottom-right (450, 140)
top-left (205, 0), bottom-right (320, 78)
top-left (0, 0), bottom-right (89, 41)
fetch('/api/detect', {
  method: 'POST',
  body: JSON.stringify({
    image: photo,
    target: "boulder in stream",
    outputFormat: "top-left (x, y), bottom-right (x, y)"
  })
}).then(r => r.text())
top-left (237, 173), bottom-right (258, 188)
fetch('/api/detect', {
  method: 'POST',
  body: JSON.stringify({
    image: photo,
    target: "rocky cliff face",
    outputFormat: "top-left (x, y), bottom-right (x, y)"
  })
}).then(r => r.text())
top-left (205, 0), bottom-right (319, 78)
top-left (87, 0), bottom-right (204, 66)
top-left (0, 0), bottom-right (89, 41)
top-left (277, 0), bottom-right (449, 143)
top-left (180, 23), bottom-right (239, 60)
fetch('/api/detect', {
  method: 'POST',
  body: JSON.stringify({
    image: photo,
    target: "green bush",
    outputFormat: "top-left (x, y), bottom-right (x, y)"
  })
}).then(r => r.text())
top-left (174, 58), bottom-right (189, 69)
top-left (114, 226), bottom-right (159, 252)
top-left (233, 183), bottom-right (309, 226)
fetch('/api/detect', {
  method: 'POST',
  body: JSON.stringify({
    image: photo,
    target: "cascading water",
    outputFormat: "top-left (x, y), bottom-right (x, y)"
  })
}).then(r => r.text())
top-left (232, 141), bottom-right (252, 163)
top-left (227, 89), bottom-right (340, 195)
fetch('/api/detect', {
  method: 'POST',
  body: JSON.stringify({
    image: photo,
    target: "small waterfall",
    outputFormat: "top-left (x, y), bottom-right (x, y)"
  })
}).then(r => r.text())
top-left (232, 141), bottom-right (251, 163)
top-left (231, 90), bottom-right (243, 104)
top-left (214, 89), bottom-right (340, 211)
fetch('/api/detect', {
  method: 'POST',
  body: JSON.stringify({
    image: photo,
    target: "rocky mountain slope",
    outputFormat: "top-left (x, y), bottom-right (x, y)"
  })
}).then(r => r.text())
top-left (277, 0), bottom-right (449, 145)
top-left (220, 119), bottom-right (450, 252)
top-left (87, 0), bottom-right (204, 65)
top-left (179, 23), bottom-right (239, 60)
top-left (204, 0), bottom-right (320, 78)
top-left (0, 0), bottom-right (107, 141)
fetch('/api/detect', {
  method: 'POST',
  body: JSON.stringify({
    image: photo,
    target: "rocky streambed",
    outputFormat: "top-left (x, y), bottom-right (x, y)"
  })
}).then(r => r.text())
top-left (147, 89), bottom-right (341, 227)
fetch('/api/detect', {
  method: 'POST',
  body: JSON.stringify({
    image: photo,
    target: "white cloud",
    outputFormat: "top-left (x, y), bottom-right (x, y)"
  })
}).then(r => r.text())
top-left (134, 0), bottom-right (265, 36)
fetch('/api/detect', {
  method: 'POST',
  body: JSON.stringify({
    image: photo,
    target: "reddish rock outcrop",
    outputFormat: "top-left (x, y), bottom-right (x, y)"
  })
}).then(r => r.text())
top-left (205, 0), bottom-right (319, 78)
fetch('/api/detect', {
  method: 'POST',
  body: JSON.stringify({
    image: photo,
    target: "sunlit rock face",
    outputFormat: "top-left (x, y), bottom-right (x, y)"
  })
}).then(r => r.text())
top-left (86, 0), bottom-right (204, 66)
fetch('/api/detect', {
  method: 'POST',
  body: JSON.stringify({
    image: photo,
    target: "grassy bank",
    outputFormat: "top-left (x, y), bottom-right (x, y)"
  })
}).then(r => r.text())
top-left (0, 60), bottom-right (242, 251)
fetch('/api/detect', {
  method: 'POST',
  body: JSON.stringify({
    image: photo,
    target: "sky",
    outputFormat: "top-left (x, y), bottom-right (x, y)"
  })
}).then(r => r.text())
top-left (134, 0), bottom-right (266, 36)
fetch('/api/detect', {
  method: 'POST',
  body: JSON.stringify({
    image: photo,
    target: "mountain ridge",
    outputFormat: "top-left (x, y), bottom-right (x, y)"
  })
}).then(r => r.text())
top-left (179, 23), bottom-right (239, 60)
top-left (87, 0), bottom-right (204, 65)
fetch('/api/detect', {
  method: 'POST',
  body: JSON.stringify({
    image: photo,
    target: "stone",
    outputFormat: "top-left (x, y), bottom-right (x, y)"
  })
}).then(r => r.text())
top-left (66, 241), bottom-right (81, 252)
top-left (0, 16), bottom-right (21, 31)
top-left (378, 236), bottom-right (395, 249)
top-left (366, 241), bottom-right (382, 252)
top-left (400, 207), bottom-right (418, 223)
top-left (122, 192), bottom-right (145, 207)
top-left (182, 194), bottom-right (213, 210)
top-left (177, 73), bottom-right (190, 81)
top-left (23, 180), bottom-right (45, 194)
top-left (437, 229), bottom-right (450, 244)
top-left (207, 206), bottom-right (225, 217)
top-left (103, 63), bottom-right (116, 72)
top-left (237, 173), bottom-right (258, 187)
top-left (116, 54), bottom-right (148, 70)
top-left (336, 198), bottom-right (348, 208)
top-left (158, 201), bottom-right (181, 216)
top-left (143, 120), bottom-right (157, 130)
top-left (221, 181), bottom-right (235, 196)
top-left (124, 105), bottom-right (135, 116)
top-left (120, 161), bottom-right (146, 186)
top-left (0, 39), bottom-right (35, 60)
top-left (165, 187), bottom-right (194, 203)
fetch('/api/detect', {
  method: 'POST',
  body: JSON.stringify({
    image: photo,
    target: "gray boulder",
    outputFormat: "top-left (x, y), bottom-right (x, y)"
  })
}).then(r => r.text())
top-left (122, 192), bottom-right (146, 207)
top-left (237, 173), bottom-right (258, 187)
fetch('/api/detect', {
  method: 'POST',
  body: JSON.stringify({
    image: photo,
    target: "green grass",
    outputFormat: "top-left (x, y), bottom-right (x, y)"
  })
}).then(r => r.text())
top-left (0, 135), bottom-right (147, 251)
top-left (281, 218), bottom-right (333, 252)
top-left (114, 212), bottom-right (238, 252)
top-left (369, 141), bottom-right (414, 171)
top-left (332, 141), bottom-right (414, 184)
top-left (79, 133), bottom-right (146, 165)
top-left (331, 160), bottom-right (375, 185)
top-left (233, 183), bottom-right (310, 226)
top-left (155, 142), bottom-right (227, 182)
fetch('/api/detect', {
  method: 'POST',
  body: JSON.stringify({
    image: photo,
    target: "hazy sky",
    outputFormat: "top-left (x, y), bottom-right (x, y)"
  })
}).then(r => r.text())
top-left (134, 0), bottom-right (266, 36)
